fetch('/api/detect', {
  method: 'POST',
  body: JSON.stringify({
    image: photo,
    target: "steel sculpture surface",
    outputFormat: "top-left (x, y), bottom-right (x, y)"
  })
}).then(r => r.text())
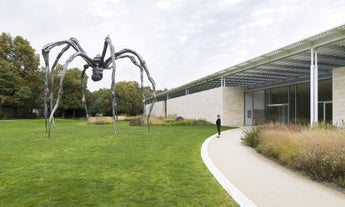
top-left (42, 36), bottom-right (156, 138)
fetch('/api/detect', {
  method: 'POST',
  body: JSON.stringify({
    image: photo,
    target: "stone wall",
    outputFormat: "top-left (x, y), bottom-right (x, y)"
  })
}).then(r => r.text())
top-left (333, 67), bottom-right (345, 127)
top-left (167, 87), bottom-right (223, 123)
top-left (146, 86), bottom-right (244, 126)
top-left (222, 87), bottom-right (244, 126)
top-left (146, 100), bottom-right (165, 117)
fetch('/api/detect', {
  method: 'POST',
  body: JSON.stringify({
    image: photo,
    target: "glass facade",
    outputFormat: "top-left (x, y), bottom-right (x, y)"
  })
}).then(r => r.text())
top-left (245, 79), bottom-right (332, 125)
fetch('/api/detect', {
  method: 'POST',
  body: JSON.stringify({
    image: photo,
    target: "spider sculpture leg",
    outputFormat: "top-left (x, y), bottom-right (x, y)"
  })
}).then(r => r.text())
top-left (116, 55), bottom-right (148, 127)
top-left (42, 35), bottom-right (156, 138)
top-left (42, 38), bottom-right (94, 138)
top-left (81, 65), bottom-right (90, 124)
top-left (111, 49), bottom-right (157, 130)
top-left (42, 39), bottom-right (82, 134)
top-left (47, 53), bottom-right (80, 138)
top-left (105, 36), bottom-right (118, 135)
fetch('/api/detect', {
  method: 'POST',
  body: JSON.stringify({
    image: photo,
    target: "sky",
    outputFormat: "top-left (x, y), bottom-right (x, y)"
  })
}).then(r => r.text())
top-left (1, 0), bottom-right (345, 91)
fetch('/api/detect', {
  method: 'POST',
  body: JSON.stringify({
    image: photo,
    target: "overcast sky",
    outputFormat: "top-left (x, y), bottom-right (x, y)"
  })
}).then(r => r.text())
top-left (1, 0), bottom-right (345, 91)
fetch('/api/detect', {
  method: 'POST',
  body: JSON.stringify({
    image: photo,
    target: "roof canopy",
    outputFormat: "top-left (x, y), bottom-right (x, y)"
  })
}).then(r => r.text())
top-left (157, 24), bottom-right (345, 100)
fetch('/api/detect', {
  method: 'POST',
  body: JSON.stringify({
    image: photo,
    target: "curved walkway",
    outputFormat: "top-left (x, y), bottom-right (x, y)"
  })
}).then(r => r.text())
top-left (201, 128), bottom-right (345, 207)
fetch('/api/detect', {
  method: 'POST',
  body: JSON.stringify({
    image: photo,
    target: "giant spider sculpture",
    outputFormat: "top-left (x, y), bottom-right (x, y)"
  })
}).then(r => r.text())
top-left (42, 35), bottom-right (156, 138)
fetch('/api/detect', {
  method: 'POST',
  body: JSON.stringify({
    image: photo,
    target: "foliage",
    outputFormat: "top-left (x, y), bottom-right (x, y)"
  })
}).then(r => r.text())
top-left (30, 69), bottom-right (45, 110)
top-left (243, 123), bottom-right (345, 188)
top-left (241, 127), bottom-right (261, 148)
top-left (129, 116), bottom-right (213, 126)
top-left (0, 120), bottom-right (238, 207)
top-left (59, 68), bottom-right (86, 116)
top-left (0, 32), bottom-right (39, 87)
top-left (89, 81), bottom-right (153, 117)
top-left (129, 116), bottom-right (144, 126)
top-left (0, 59), bottom-right (16, 100)
top-left (88, 116), bottom-right (114, 125)
top-left (0, 33), bottom-right (157, 119)
top-left (11, 86), bottom-right (32, 106)
top-left (41, 65), bottom-right (88, 118)
top-left (0, 33), bottom-right (41, 117)
top-left (115, 81), bottom-right (142, 116)
top-left (88, 88), bottom-right (112, 116)
top-left (143, 85), bottom-right (154, 99)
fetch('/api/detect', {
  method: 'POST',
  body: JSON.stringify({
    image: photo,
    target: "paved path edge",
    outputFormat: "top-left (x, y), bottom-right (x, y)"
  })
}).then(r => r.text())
top-left (201, 134), bottom-right (257, 207)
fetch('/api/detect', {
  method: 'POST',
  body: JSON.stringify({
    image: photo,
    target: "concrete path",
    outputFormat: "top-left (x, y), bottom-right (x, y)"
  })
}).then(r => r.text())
top-left (201, 128), bottom-right (345, 207)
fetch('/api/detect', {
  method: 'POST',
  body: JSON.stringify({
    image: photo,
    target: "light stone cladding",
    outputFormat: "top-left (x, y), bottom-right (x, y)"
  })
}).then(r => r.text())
top-left (146, 87), bottom-right (244, 126)
top-left (222, 87), bottom-right (244, 126)
top-left (147, 100), bottom-right (165, 117)
top-left (333, 67), bottom-right (345, 127)
top-left (167, 87), bottom-right (223, 123)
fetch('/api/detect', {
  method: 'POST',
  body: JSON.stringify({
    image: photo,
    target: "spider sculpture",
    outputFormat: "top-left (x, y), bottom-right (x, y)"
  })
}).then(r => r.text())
top-left (42, 35), bottom-right (156, 138)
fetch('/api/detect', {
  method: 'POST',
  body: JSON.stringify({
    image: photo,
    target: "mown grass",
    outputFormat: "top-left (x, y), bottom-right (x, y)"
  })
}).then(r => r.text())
top-left (242, 123), bottom-right (345, 188)
top-left (0, 119), bottom-right (237, 207)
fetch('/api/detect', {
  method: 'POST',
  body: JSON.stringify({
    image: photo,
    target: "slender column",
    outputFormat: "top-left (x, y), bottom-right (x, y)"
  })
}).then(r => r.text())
top-left (315, 50), bottom-right (318, 124)
top-left (221, 77), bottom-right (226, 87)
top-left (310, 48), bottom-right (318, 126)
top-left (287, 86), bottom-right (290, 124)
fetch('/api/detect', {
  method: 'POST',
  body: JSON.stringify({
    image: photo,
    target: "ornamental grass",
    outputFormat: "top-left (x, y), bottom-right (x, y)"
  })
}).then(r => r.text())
top-left (242, 123), bottom-right (345, 187)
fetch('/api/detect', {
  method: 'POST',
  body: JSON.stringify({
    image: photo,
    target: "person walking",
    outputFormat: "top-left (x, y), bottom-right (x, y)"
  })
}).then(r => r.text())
top-left (216, 114), bottom-right (221, 138)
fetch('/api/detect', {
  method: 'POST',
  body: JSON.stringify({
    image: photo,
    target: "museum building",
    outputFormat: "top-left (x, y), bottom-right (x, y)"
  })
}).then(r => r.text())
top-left (146, 24), bottom-right (345, 127)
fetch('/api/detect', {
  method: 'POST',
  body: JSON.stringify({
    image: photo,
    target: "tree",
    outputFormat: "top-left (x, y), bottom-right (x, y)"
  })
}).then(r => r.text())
top-left (89, 88), bottom-right (112, 116)
top-left (0, 33), bottom-right (40, 117)
top-left (54, 67), bottom-right (87, 118)
top-left (88, 81), bottom-right (156, 117)
top-left (0, 59), bottom-right (16, 117)
top-left (143, 86), bottom-right (153, 99)
top-left (0, 59), bottom-right (16, 103)
top-left (30, 68), bottom-right (45, 111)
top-left (115, 81), bottom-right (142, 116)
top-left (0, 33), bottom-right (39, 84)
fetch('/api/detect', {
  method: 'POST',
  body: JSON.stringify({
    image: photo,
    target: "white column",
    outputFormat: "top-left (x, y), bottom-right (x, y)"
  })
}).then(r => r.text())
top-left (221, 77), bottom-right (226, 87)
top-left (310, 48), bottom-right (318, 126)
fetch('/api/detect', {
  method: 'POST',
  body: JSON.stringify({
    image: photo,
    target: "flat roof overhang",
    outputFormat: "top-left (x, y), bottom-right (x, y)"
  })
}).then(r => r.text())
top-left (155, 24), bottom-right (345, 100)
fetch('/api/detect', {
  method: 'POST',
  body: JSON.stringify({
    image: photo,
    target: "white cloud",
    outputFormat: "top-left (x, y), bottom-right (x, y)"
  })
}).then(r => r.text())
top-left (176, 35), bottom-right (188, 43)
top-left (218, 0), bottom-right (243, 7)
top-left (154, 0), bottom-right (179, 11)
top-left (1, 0), bottom-right (345, 91)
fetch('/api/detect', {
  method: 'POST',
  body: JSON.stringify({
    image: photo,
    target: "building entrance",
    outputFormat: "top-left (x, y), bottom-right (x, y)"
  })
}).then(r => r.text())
top-left (318, 101), bottom-right (332, 123)
top-left (266, 103), bottom-right (289, 124)
top-left (244, 79), bottom-right (332, 126)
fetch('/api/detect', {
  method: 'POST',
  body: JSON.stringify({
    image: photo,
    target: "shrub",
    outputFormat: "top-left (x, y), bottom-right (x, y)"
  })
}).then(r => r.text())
top-left (246, 123), bottom-right (345, 188)
top-left (241, 127), bottom-right (261, 148)
top-left (131, 116), bottom-right (212, 126)
top-left (256, 128), bottom-right (301, 166)
top-left (88, 116), bottom-right (114, 124)
top-left (129, 116), bottom-right (144, 126)
top-left (163, 118), bottom-right (211, 126)
top-left (176, 116), bottom-right (184, 121)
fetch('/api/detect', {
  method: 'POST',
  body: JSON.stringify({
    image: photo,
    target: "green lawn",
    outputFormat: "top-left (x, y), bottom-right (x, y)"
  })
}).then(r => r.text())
top-left (0, 119), bottom-right (238, 207)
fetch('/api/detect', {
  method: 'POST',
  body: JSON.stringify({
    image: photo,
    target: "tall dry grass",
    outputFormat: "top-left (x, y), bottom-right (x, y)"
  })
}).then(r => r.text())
top-left (88, 116), bottom-right (132, 124)
top-left (243, 124), bottom-right (345, 187)
top-left (88, 116), bottom-right (114, 124)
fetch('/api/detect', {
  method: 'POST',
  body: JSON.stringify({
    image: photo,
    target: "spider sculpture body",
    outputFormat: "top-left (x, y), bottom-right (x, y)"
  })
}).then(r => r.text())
top-left (42, 36), bottom-right (156, 138)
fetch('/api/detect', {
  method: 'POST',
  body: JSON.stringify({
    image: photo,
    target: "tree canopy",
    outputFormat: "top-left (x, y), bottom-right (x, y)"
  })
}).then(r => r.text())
top-left (0, 33), bottom-right (156, 119)
top-left (0, 33), bottom-right (41, 117)
top-left (88, 81), bottom-right (153, 116)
